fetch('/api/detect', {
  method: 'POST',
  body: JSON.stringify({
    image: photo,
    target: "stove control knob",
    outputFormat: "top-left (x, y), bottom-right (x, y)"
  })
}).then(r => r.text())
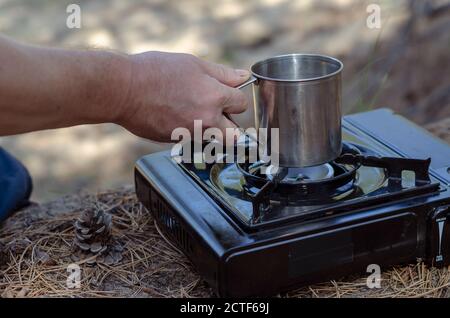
top-left (428, 206), bottom-right (450, 267)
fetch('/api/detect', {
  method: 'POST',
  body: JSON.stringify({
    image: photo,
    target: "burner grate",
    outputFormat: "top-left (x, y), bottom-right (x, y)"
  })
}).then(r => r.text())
top-left (237, 143), bottom-right (361, 206)
top-left (238, 144), bottom-right (437, 224)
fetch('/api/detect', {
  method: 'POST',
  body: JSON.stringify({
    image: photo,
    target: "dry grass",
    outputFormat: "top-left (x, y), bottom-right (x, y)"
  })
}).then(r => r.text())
top-left (287, 263), bottom-right (450, 298)
top-left (0, 188), bottom-right (449, 298)
top-left (0, 189), bottom-right (211, 298)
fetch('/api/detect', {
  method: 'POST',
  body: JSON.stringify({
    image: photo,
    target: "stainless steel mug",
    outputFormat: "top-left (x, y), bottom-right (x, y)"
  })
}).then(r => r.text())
top-left (236, 53), bottom-right (343, 167)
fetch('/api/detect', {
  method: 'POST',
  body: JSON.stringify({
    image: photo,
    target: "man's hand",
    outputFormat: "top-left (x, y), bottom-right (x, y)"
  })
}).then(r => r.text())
top-left (0, 35), bottom-right (250, 142)
top-left (116, 52), bottom-right (250, 142)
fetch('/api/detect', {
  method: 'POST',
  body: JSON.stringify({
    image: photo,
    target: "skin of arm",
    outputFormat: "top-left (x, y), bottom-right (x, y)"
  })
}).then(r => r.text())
top-left (0, 35), bottom-right (250, 141)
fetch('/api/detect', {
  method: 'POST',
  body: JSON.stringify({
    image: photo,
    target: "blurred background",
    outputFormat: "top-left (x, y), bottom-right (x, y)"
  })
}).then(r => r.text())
top-left (0, 0), bottom-right (449, 202)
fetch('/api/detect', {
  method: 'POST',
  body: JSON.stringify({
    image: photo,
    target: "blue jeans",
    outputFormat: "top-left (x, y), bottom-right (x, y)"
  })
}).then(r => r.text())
top-left (0, 147), bottom-right (32, 222)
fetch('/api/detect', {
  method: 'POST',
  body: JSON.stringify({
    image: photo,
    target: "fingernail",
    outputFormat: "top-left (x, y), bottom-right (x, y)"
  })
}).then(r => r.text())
top-left (235, 69), bottom-right (250, 77)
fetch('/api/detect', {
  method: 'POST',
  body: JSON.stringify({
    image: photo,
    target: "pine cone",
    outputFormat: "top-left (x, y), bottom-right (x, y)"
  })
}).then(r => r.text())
top-left (0, 242), bottom-right (9, 268)
top-left (72, 207), bottom-right (123, 266)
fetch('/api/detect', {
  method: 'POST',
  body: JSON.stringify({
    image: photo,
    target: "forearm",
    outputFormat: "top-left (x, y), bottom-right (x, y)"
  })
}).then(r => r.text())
top-left (0, 35), bottom-right (131, 135)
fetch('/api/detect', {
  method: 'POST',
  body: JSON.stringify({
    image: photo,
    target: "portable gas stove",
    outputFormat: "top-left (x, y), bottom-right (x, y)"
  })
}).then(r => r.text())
top-left (135, 108), bottom-right (450, 297)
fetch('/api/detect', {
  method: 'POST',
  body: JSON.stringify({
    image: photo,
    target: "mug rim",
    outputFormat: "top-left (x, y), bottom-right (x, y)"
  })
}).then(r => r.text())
top-left (250, 53), bottom-right (344, 83)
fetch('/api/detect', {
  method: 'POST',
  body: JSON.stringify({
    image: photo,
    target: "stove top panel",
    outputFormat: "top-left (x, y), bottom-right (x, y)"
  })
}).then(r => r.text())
top-left (179, 126), bottom-right (441, 229)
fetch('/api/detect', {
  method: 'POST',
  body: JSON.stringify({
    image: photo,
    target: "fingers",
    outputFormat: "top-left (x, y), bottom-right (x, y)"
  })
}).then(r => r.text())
top-left (217, 115), bottom-right (238, 139)
top-left (219, 83), bottom-right (249, 114)
top-left (218, 115), bottom-right (237, 130)
top-left (200, 60), bottom-right (250, 87)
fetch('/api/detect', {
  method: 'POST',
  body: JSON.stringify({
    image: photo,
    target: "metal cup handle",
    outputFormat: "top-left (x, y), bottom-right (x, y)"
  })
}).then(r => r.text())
top-left (235, 75), bottom-right (257, 89)
top-left (223, 75), bottom-right (257, 127)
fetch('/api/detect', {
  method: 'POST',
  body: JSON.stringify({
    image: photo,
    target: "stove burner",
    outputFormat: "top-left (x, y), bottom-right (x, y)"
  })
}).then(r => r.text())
top-left (266, 164), bottom-right (335, 183)
top-left (230, 142), bottom-right (436, 224)
top-left (237, 143), bottom-right (362, 203)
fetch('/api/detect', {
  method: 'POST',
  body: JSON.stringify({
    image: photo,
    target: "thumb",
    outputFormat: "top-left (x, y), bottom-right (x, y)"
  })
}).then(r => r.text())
top-left (201, 60), bottom-right (250, 87)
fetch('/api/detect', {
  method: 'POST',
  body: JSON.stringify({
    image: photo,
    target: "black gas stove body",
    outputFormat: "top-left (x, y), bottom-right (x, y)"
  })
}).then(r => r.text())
top-left (134, 108), bottom-right (450, 297)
